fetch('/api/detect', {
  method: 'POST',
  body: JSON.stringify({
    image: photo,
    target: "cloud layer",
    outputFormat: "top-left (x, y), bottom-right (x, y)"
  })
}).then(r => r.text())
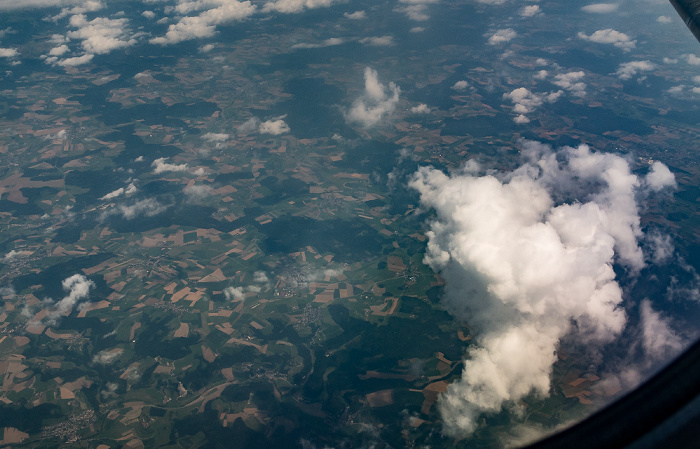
top-left (409, 141), bottom-right (675, 436)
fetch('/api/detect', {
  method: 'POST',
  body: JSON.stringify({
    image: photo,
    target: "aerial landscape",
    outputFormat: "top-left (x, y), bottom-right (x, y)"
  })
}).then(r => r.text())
top-left (0, 0), bottom-right (699, 448)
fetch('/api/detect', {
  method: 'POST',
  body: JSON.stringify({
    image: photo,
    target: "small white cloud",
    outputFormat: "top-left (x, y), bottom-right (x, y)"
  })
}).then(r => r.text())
top-left (452, 80), bottom-right (469, 91)
top-left (224, 286), bottom-right (245, 301)
top-left (686, 54), bottom-right (700, 65)
top-left (116, 198), bottom-right (167, 220)
top-left (614, 60), bottom-right (656, 80)
top-left (410, 26), bottom-right (425, 33)
top-left (553, 71), bottom-right (586, 97)
top-left (503, 87), bottom-right (561, 122)
top-left (488, 28), bottom-right (516, 45)
top-left (513, 114), bottom-right (530, 124)
top-left (200, 43), bottom-right (215, 52)
top-left (100, 187), bottom-right (125, 201)
top-left (48, 44), bottom-right (70, 56)
top-left (152, 157), bottom-right (189, 174)
top-left (259, 119), bottom-right (290, 135)
top-left (237, 117), bottom-right (260, 133)
top-left (262, 0), bottom-right (337, 14)
top-left (359, 35), bottom-right (394, 47)
top-left (663, 57), bottom-right (678, 64)
top-left (291, 37), bottom-right (345, 49)
top-left (253, 271), bottom-right (269, 283)
top-left (202, 132), bottom-right (229, 142)
top-left (142, 10), bottom-right (156, 19)
top-left (0, 47), bottom-right (18, 58)
top-left (410, 103), bottom-right (430, 114)
top-left (520, 5), bottom-right (540, 17)
top-left (533, 69), bottom-right (548, 80)
top-left (184, 184), bottom-right (213, 201)
top-left (581, 3), bottom-right (618, 13)
top-left (56, 53), bottom-right (94, 66)
top-left (645, 161), bottom-right (676, 191)
top-left (656, 15), bottom-right (672, 24)
top-left (578, 29), bottom-right (636, 51)
top-left (395, 0), bottom-right (439, 21)
top-left (344, 10), bottom-right (366, 19)
top-left (93, 348), bottom-right (123, 365)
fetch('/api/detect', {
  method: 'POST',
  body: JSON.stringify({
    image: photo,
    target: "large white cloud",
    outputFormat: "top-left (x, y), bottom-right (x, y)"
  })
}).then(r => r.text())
top-left (345, 67), bottom-right (400, 127)
top-left (67, 14), bottom-right (135, 54)
top-left (409, 141), bottom-right (675, 436)
top-left (151, 0), bottom-right (256, 45)
top-left (578, 29), bottom-right (636, 51)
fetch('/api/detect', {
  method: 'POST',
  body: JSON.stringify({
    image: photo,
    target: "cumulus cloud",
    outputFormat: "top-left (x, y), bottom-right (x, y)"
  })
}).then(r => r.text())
top-left (409, 141), bottom-right (675, 436)
top-left (48, 44), bottom-right (70, 56)
top-left (101, 198), bottom-right (167, 220)
top-left (344, 10), bottom-right (366, 19)
top-left (150, 0), bottom-right (256, 45)
top-left (345, 67), bottom-right (401, 127)
top-left (533, 69), bottom-right (548, 80)
top-left (657, 15), bottom-right (672, 24)
top-left (410, 103), bottom-right (430, 114)
top-left (581, 3), bottom-right (618, 13)
top-left (259, 118), bottom-right (290, 135)
top-left (152, 157), bottom-right (189, 174)
top-left (253, 271), bottom-right (269, 283)
top-left (224, 286), bottom-right (245, 301)
top-left (520, 5), bottom-right (540, 17)
top-left (38, 274), bottom-right (95, 324)
top-left (487, 28), bottom-right (516, 45)
top-left (614, 60), bottom-right (656, 80)
top-left (503, 87), bottom-right (561, 123)
top-left (645, 161), bottom-right (676, 191)
top-left (552, 71), bottom-right (586, 97)
top-left (262, 0), bottom-right (336, 14)
top-left (359, 36), bottom-right (394, 47)
top-left (452, 80), bottom-right (469, 91)
top-left (202, 132), bottom-right (229, 142)
top-left (578, 29), bottom-right (635, 51)
top-left (687, 54), bottom-right (700, 65)
top-left (67, 14), bottom-right (136, 54)
top-left (100, 182), bottom-right (137, 200)
top-left (0, 48), bottom-right (18, 58)
top-left (395, 0), bottom-right (439, 21)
